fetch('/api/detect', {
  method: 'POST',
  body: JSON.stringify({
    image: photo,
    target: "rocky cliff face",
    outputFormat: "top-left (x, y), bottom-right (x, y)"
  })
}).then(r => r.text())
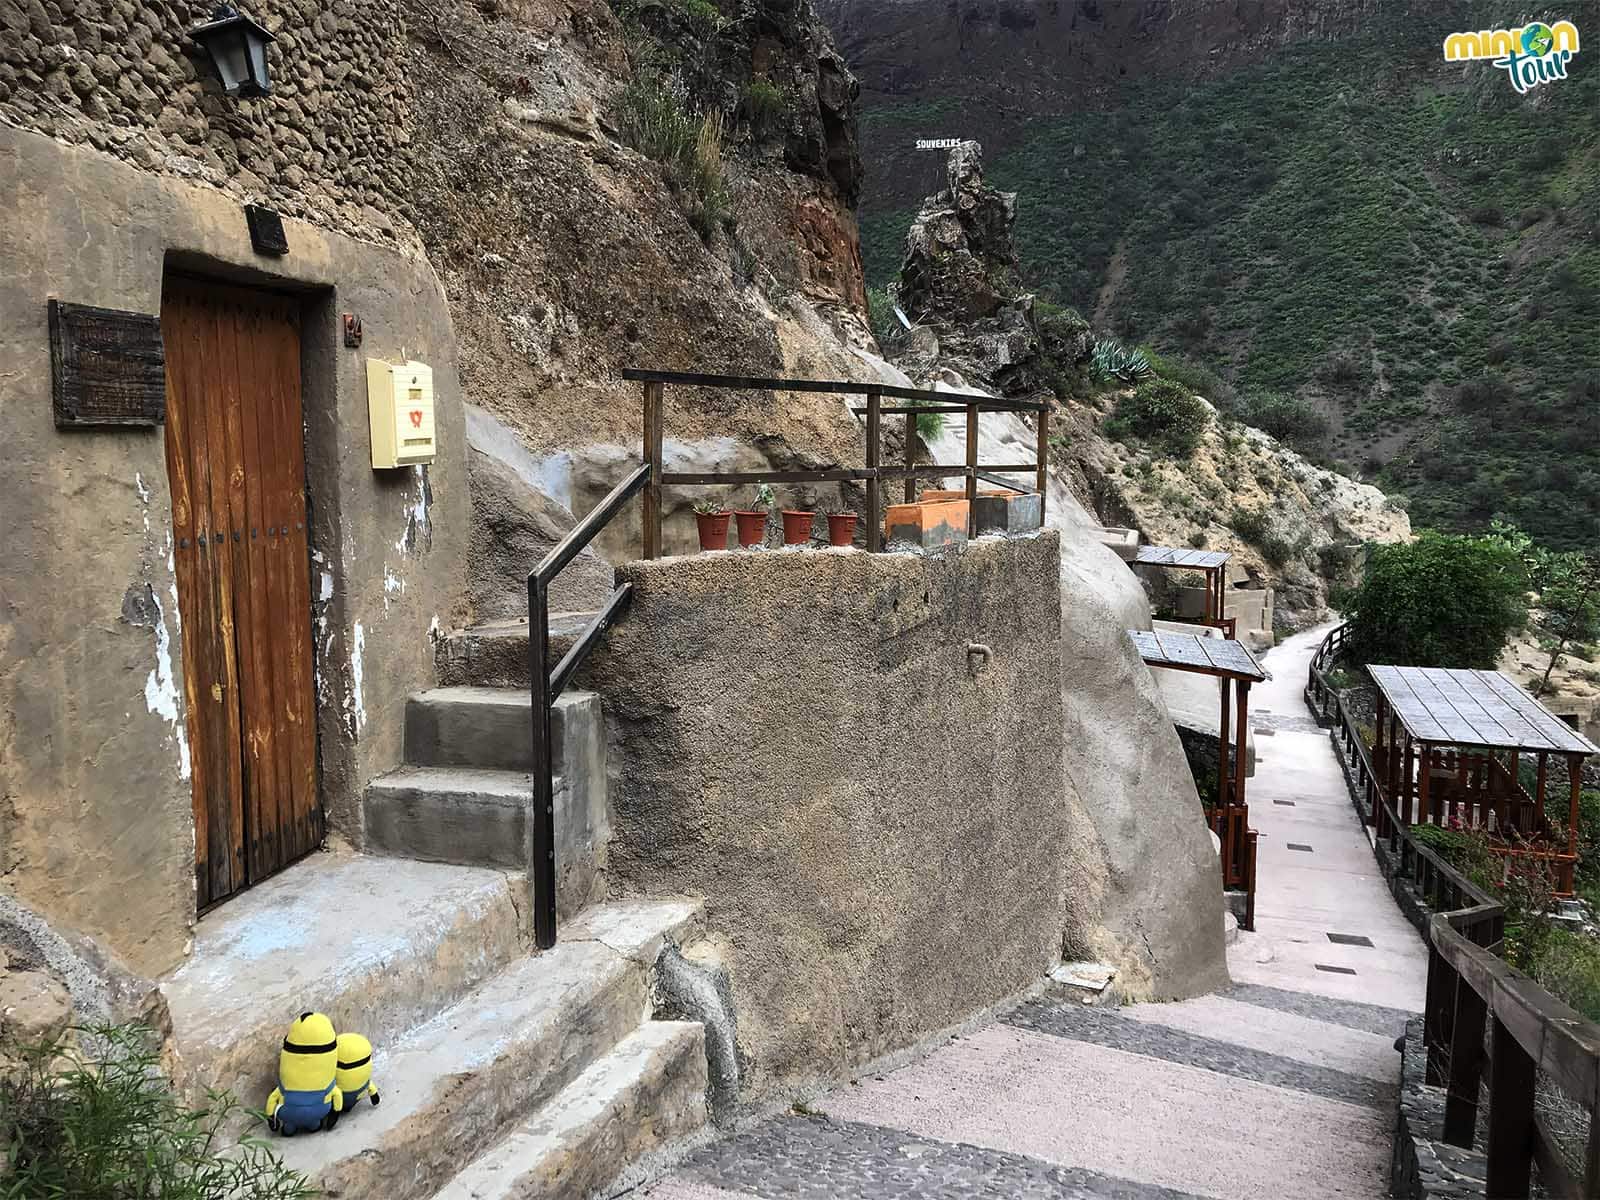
top-left (401, 0), bottom-right (889, 562)
top-left (884, 141), bottom-right (1408, 624)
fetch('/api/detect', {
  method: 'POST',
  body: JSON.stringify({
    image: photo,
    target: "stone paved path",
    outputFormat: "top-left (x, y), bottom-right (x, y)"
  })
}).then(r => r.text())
top-left (641, 624), bottom-right (1428, 1199)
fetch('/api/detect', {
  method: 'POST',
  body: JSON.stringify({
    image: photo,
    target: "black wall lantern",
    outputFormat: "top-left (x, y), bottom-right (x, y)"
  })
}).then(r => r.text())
top-left (188, 5), bottom-right (275, 98)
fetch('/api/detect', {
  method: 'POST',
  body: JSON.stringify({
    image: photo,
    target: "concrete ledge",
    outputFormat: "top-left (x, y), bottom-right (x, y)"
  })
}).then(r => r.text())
top-left (161, 854), bottom-right (526, 1113)
top-left (434, 1021), bottom-right (709, 1200)
top-left (1088, 525), bottom-right (1140, 561)
top-left (364, 765), bottom-right (535, 871)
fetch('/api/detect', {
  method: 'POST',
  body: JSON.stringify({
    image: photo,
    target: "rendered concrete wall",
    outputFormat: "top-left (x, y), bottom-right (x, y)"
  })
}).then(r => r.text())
top-left (583, 534), bottom-right (1069, 1097)
top-left (0, 127), bottom-right (468, 975)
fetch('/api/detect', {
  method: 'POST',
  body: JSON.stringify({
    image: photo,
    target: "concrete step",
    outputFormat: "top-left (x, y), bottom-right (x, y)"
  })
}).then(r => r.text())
top-left (161, 853), bottom-right (526, 1115)
top-left (364, 765), bottom-right (536, 871)
top-left (275, 899), bottom-right (704, 1200)
top-left (437, 613), bottom-right (596, 689)
top-left (434, 1021), bottom-right (709, 1200)
top-left (403, 688), bottom-right (599, 774)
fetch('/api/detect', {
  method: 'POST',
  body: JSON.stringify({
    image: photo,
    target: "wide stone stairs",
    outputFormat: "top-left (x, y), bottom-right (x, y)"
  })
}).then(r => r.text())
top-left (161, 618), bottom-right (711, 1200)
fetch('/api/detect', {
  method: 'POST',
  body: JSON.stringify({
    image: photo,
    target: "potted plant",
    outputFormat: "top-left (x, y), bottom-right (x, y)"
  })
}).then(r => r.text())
top-left (734, 484), bottom-right (773, 548)
top-left (827, 509), bottom-right (858, 548)
top-left (693, 498), bottom-right (731, 552)
top-left (781, 501), bottom-right (816, 546)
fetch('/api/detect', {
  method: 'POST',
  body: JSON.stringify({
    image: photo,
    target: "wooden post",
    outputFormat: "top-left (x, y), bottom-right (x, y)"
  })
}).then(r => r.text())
top-left (1217, 676), bottom-right (1231, 814)
top-left (1485, 1015), bottom-right (1536, 1198)
top-left (865, 391), bottom-right (882, 553)
top-left (1036, 402), bottom-right (1050, 522)
top-left (642, 381), bottom-right (664, 560)
top-left (1375, 693), bottom-right (1388, 809)
top-left (964, 400), bottom-right (979, 538)
top-left (1389, 714), bottom-right (1402, 817)
top-left (1569, 754), bottom-right (1583, 857)
top-left (1423, 942), bottom-right (1450, 1083)
top-left (1508, 748), bottom-right (1521, 829)
top-left (1244, 829), bottom-right (1258, 932)
top-left (1534, 752), bottom-right (1548, 838)
top-left (1217, 568), bottom-right (1228, 636)
top-left (1402, 734), bottom-right (1416, 827)
top-left (904, 412), bottom-right (916, 503)
top-left (1443, 971), bottom-right (1486, 1147)
top-left (1418, 743), bottom-right (1433, 827)
top-left (1234, 679), bottom-right (1250, 815)
top-left (1569, 753), bottom-right (1584, 894)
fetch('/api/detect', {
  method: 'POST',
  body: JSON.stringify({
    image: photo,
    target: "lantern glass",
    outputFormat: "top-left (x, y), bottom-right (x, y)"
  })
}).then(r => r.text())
top-left (211, 29), bottom-right (250, 93)
top-left (189, 6), bottom-right (274, 98)
top-left (245, 32), bottom-right (270, 94)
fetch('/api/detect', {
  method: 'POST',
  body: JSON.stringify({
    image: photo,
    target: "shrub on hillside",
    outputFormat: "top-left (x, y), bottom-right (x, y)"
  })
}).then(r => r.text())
top-left (616, 75), bottom-right (730, 241)
top-left (1341, 531), bottom-right (1529, 669)
top-left (1454, 373), bottom-right (1515, 413)
top-left (1228, 506), bottom-right (1302, 567)
top-left (743, 78), bottom-right (785, 137)
top-left (1142, 349), bottom-right (1232, 405)
top-left (1228, 391), bottom-right (1330, 452)
top-left (866, 287), bottom-right (898, 347)
top-left (0, 1024), bottom-right (313, 1199)
top-left (1106, 378), bottom-right (1210, 457)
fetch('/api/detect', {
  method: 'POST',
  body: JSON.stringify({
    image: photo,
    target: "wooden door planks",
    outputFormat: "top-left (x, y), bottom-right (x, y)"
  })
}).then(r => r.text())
top-left (162, 278), bottom-right (319, 909)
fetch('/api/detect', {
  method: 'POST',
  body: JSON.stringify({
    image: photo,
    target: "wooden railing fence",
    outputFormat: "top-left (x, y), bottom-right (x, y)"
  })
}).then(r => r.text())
top-left (1307, 624), bottom-right (1600, 1197)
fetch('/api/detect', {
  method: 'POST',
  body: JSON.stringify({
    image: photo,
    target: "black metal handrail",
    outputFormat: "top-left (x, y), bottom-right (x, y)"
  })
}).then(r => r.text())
top-left (1307, 623), bottom-right (1600, 1196)
top-left (526, 461), bottom-right (651, 949)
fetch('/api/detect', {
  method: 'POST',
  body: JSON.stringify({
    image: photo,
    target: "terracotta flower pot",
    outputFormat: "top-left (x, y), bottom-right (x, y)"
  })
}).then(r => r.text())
top-left (695, 511), bottom-right (731, 552)
top-left (781, 511), bottom-right (815, 546)
top-left (733, 510), bottom-right (767, 547)
top-left (827, 513), bottom-right (858, 547)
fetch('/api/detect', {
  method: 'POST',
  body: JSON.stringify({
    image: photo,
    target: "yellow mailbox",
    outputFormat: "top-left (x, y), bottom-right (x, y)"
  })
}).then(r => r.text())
top-left (366, 358), bottom-right (436, 469)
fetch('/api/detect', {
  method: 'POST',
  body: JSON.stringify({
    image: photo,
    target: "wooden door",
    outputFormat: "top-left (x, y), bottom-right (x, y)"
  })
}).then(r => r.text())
top-left (162, 277), bottom-right (322, 910)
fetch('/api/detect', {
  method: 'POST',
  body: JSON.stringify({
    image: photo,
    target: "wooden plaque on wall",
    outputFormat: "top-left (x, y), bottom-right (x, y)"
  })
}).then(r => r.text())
top-left (49, 299), bottom-right (166, 428)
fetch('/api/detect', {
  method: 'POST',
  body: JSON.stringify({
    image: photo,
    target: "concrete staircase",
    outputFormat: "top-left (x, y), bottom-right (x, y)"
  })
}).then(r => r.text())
top-left (273, 896), bottom-right (707, 1199)
top-left (160, 611), bottom-right (714, 1199)
top-left (434, 612), bottom-right (596, 689)
top-left (364, 679), bottom-right (608, 918)
top-left (162, 857), bottom-right (709, 1200)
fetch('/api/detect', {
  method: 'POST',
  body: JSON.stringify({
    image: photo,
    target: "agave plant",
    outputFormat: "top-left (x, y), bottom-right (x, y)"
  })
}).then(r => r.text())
top-left (1090, 338), bottom-right (1154, 384)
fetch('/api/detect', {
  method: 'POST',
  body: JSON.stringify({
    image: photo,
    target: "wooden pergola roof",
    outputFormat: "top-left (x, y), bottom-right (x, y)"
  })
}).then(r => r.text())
top-left (1129, 630), bottom-right (1268, 683)
top-left (1132, 546), bottom-right (1231, 570)
top-left (1369, 666), bottom-right (1598, 756)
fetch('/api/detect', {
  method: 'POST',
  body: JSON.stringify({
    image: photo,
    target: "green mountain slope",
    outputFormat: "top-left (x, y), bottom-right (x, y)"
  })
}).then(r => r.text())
top-left (860, 35), bottom-right (1600, 549)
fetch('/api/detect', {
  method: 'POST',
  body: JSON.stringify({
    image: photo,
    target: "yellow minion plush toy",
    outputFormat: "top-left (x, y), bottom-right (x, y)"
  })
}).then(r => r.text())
top-left (265, 1012), bottom-right (344, 1135)
top-left (335, 1032), bottom-right (380, 1111)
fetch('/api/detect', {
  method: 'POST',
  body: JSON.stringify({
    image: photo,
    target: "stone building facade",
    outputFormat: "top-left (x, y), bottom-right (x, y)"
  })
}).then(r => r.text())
top-left (0, 0), bottom-right (466, 977)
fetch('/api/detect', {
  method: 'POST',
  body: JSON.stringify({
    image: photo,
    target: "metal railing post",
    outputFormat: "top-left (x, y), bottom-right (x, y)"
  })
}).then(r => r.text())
top-left (528, 573), bottom-right (557, 950)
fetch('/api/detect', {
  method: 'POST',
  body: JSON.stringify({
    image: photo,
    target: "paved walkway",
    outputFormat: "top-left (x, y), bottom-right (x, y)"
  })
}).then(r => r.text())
top-left (642, 624), bottom-right (1428, 1200)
